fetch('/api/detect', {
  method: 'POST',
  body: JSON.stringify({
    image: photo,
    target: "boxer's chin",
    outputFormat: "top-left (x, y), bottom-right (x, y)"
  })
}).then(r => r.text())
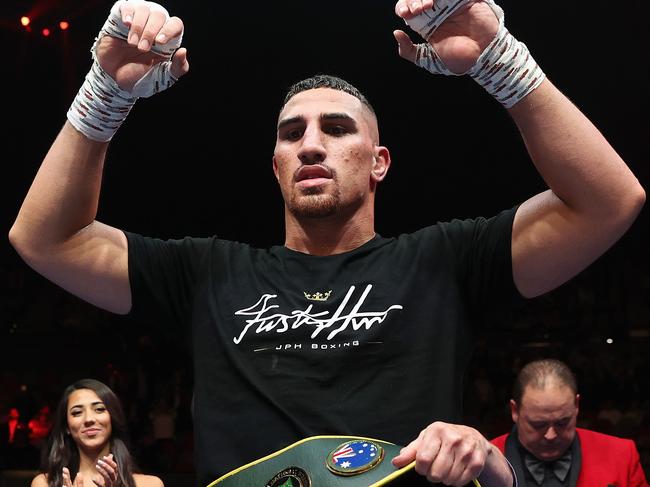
top-left (288, 190), bottom-right (340, 219)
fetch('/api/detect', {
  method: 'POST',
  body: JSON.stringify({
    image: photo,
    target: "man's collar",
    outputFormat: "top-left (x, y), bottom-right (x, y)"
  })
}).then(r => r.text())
top-left (523, 448), bottom-right (572, 485)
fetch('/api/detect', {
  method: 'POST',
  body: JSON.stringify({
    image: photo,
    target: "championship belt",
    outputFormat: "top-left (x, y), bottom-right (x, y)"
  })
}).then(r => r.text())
top-left (207, 435), bottom-right (482, 486)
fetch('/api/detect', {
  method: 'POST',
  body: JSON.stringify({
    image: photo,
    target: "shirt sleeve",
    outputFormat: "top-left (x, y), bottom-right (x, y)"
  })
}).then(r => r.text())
top-left (438, 206), bottom-right (523, 311)
top-left (124, 231), bottom-right (211, 328)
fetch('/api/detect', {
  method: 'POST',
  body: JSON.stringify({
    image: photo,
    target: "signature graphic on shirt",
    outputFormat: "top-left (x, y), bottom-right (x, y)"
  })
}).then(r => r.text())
top-left (233, 284), bottom-right (403, 345)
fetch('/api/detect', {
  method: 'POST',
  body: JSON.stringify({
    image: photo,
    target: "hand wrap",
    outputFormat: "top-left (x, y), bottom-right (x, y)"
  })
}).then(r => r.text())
top-left (67, 0), bottom-right (183, 141)
top-left (405, 0), bottom-right (545, 108)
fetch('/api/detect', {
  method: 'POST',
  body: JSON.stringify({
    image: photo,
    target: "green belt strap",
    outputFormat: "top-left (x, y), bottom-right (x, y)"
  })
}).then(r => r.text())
top-left (207, 435), bottom-right (416, 487)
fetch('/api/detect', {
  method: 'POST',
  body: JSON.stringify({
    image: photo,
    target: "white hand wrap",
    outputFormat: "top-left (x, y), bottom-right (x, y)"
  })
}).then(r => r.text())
top-left (67, 0), bottom-right (183, 142)
top-left (405, 0), bottom-right (545, 108)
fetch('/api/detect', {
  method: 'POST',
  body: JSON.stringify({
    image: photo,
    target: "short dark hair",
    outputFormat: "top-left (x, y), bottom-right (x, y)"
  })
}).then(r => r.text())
top-left (281, 74), bottom-right (376, 116)
top-left (513, 359), bottom-right (578, 403)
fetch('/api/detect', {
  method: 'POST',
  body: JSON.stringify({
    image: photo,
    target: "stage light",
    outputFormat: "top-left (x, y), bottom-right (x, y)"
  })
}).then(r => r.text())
top-left (20, 16), bottom-right (31, 27)
top-left (42, 28), bottom-right (50, 37)
top-left (59, 21), bottom-right (69, 30)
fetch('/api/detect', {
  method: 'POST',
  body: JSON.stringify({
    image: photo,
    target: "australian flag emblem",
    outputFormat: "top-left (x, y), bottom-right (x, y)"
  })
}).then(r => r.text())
top-left (326, 440), bottom-right (384, 476)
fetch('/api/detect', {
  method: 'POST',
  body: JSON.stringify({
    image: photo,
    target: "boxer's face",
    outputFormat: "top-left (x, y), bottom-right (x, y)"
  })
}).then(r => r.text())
top-left (273, 88), bottom-right (389, 219)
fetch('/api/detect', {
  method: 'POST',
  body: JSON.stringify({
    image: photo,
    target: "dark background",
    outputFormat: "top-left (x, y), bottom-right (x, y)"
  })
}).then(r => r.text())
top-left (1, 0), bottom-right (649, 483)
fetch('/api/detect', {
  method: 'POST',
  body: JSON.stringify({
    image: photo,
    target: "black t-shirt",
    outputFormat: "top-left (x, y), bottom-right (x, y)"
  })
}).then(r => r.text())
top-left (126, 207), bottom-right (519, 485)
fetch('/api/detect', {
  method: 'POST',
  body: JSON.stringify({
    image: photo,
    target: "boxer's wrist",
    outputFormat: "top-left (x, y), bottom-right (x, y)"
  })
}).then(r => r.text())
top-left (465, 10), bottom-right (545, 108)
top-left (66, 0), bottom-right (183, 142)
top-left (66, 60), bottom-right (137, 142)
top-left (407, 0), bottom-right (545, 108)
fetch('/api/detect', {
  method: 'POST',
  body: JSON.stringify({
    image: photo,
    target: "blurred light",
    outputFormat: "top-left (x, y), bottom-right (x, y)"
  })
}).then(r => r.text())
top-left (606, 338), bottom-right (614, 344)
top-left (20, 16), bottom-right (31, 27)
top-left (42, 28), bottom-right (50, 37)
top-left (59, 21), bottom-right (69, 30)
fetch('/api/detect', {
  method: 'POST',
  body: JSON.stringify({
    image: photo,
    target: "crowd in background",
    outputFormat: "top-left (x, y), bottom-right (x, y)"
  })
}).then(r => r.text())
top-left (1, 238), bottom-right (649, 480)
top-left (0, 331), bottom-right (196, 478)
top-left (3, 335), bottom-right (648, 479)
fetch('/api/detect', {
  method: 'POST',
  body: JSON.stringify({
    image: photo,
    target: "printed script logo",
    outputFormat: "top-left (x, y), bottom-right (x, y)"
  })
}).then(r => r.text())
top-left (233, 284), bottom-right (403, 345)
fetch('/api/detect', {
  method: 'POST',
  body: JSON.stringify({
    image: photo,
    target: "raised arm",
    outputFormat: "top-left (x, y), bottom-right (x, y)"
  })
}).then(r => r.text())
top-left (507, 83), bottom-right (644, 297)
top-left (8, 0), bottom-right (189, 314)
top-left (394, 0), bottom-right (645, 299)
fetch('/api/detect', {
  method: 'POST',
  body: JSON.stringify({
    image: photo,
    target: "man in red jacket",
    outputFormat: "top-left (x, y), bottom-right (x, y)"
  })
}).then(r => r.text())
top-left (491, 359), bottom-right (648, 487)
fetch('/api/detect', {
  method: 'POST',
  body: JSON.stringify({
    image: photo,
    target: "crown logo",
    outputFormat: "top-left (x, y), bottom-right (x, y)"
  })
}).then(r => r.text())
top-left (303, 290), bottom-right (332, 302)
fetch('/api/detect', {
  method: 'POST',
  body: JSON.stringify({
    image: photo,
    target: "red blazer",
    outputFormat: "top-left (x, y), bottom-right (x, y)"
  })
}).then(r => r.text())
top-left (491, 427), bottom-right (649, 487)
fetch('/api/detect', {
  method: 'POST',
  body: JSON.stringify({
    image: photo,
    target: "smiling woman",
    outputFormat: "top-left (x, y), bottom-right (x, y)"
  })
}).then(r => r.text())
top-left (30, 379), bottom-right (163, 487)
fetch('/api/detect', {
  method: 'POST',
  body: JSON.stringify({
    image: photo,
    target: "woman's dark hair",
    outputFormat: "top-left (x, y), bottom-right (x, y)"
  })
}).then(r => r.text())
top-left (41, 379), bottom-right (138, 487)
top-left (281, 74), bottom-right (376, 117)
